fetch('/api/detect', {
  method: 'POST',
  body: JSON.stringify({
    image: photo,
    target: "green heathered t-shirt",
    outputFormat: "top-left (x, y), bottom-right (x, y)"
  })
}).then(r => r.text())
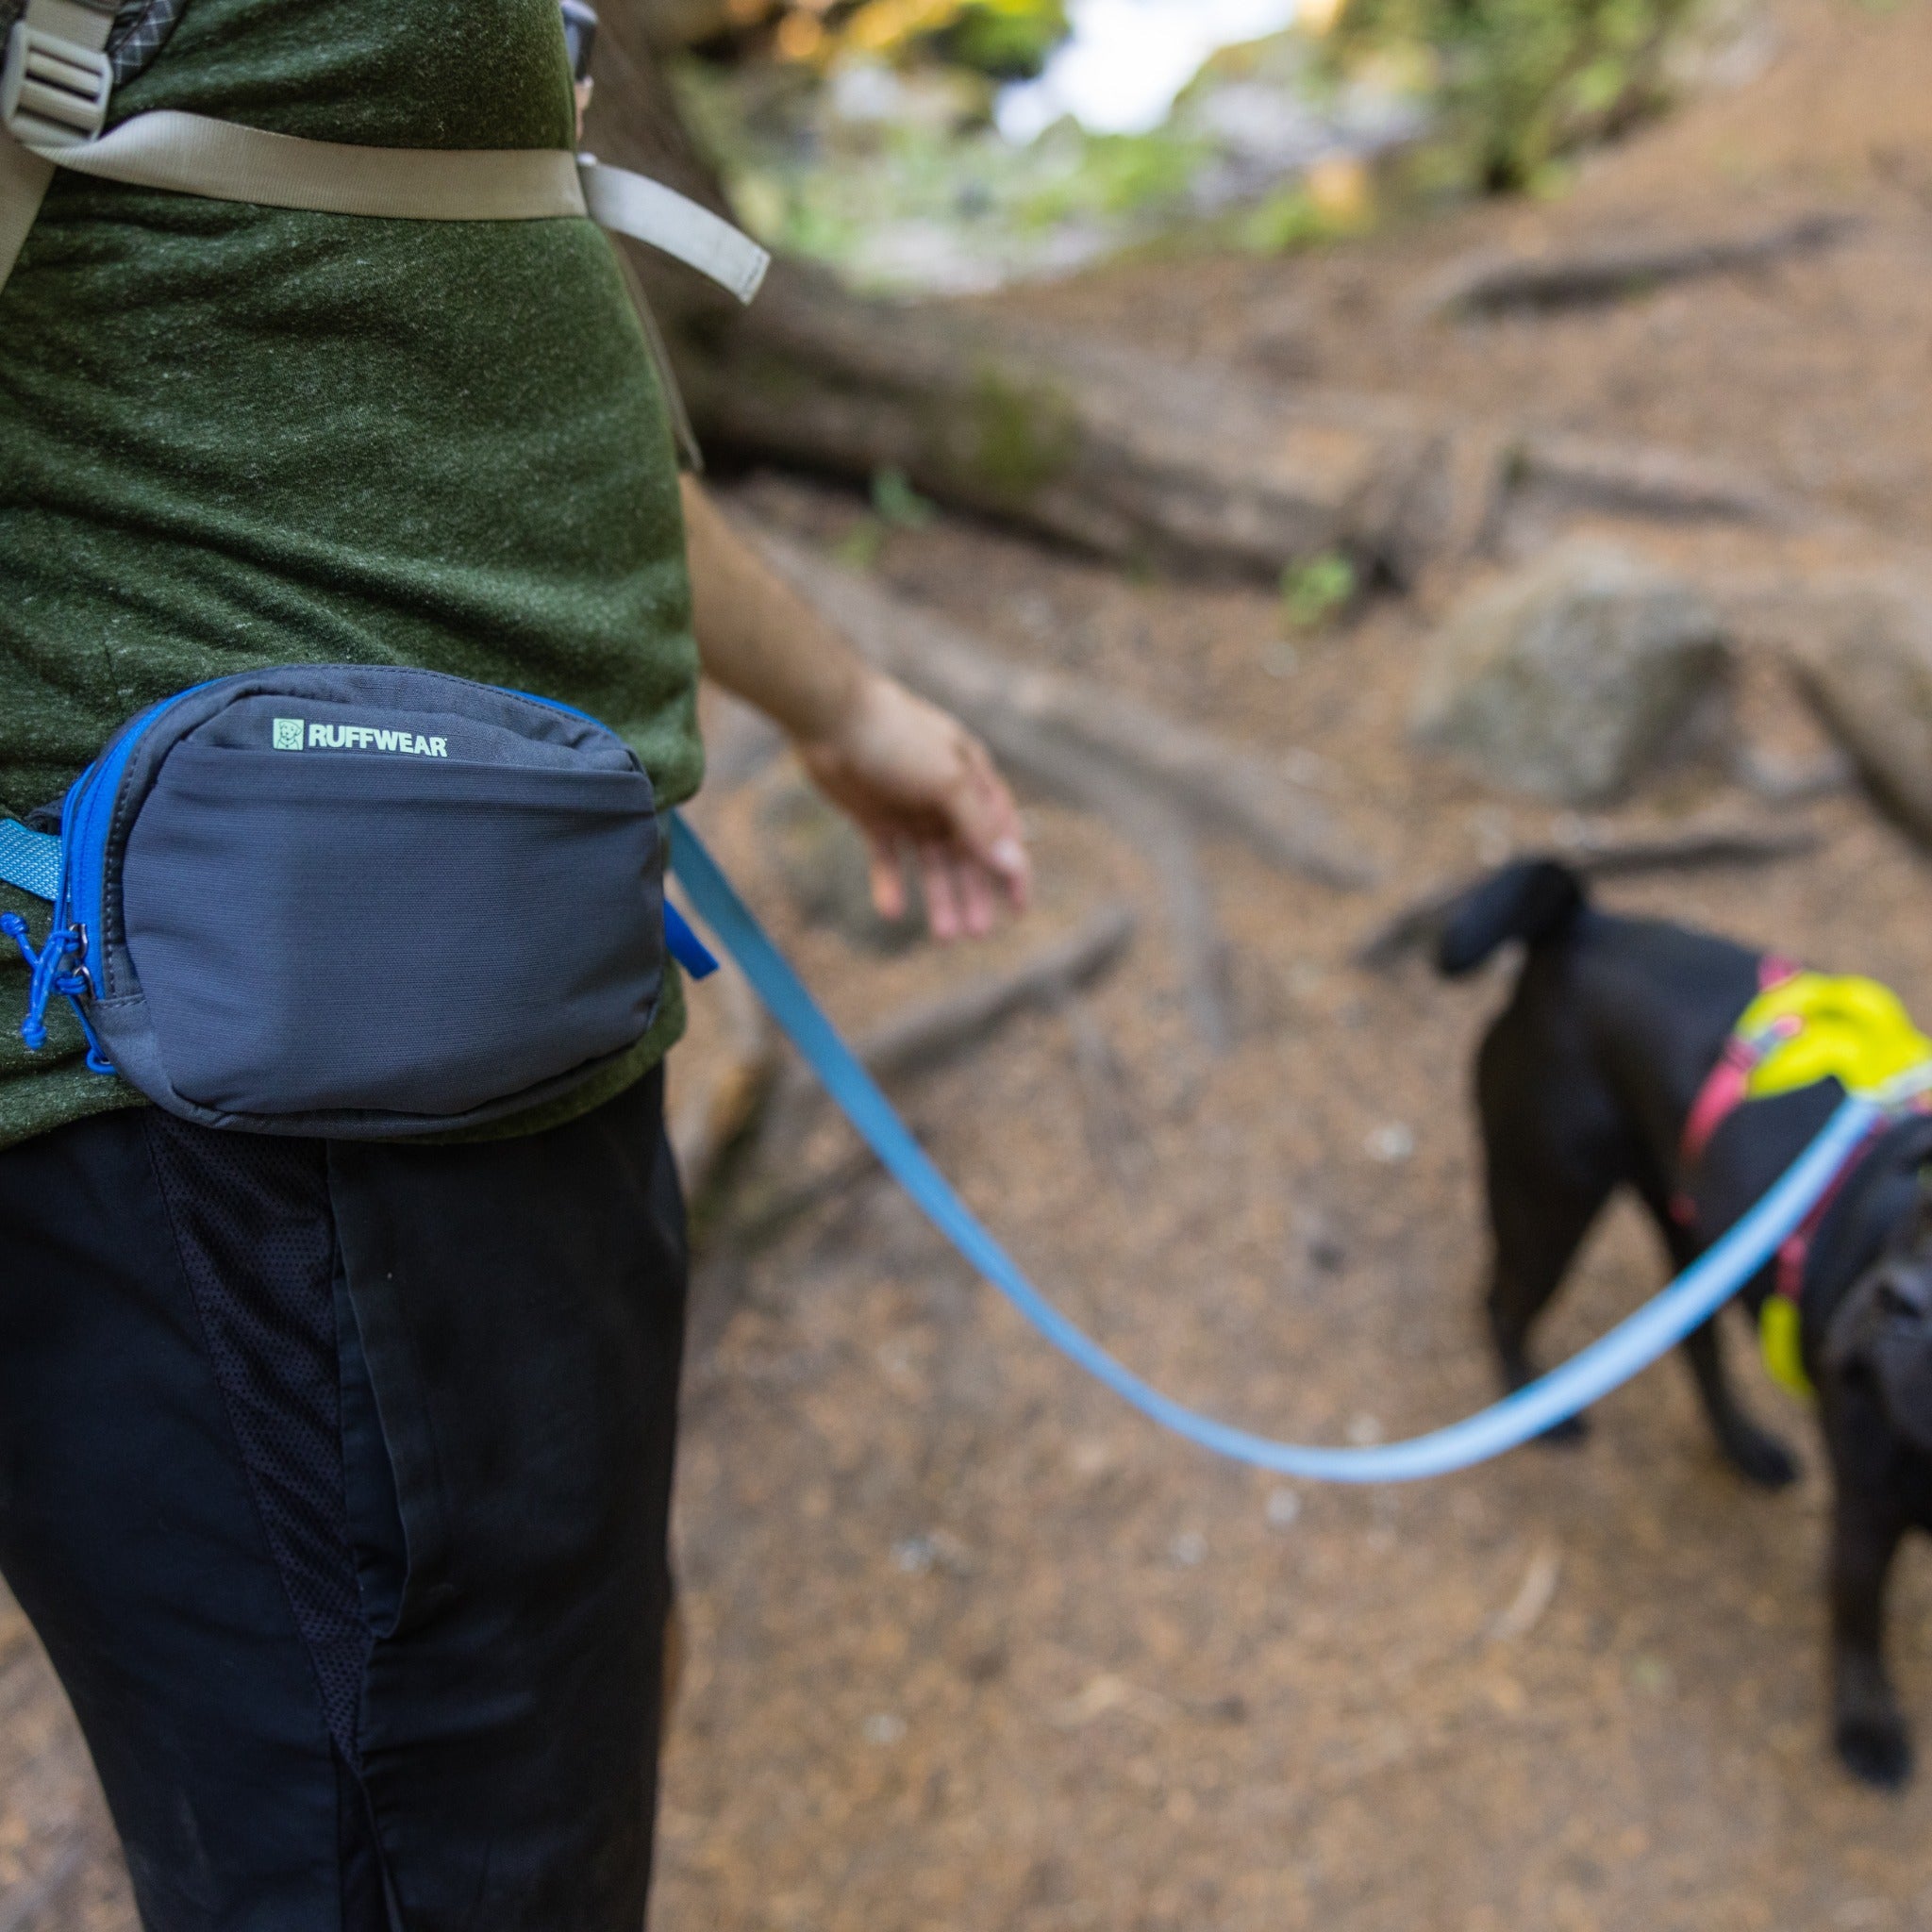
top-left (0, 0), bottom-right (704, 1153)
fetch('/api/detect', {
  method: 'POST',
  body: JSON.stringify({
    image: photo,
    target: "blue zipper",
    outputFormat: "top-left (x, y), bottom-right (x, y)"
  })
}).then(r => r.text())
top-left (494, 685), bottom-right (615, 732)
top-left (59, 683), bottom-right (214, 990)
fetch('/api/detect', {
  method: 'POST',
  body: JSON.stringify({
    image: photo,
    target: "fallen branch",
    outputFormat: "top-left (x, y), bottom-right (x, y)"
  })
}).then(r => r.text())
top-left (1353, 822), bottom-right (1824, 970)
top-left (1572, 823), bottom-right (1824, 878)
top-left (724, 906), bottom-right (1140, 1241)
top-left (1422, 212), bottom-right (1857, 317)
top-left (1508, 432), bottom-right (1809, 530)
top-left (1058, 987), bottom-right (1145, 1184)
top-left (752, 526), bottom-right (1378, 890)
top-left (1489, 1542), bottom-right (1563, 1643)
top-left (1140, 806), bottom-right (1236, 1055)
top-left (778, 903), bottom-right (1137, 1110)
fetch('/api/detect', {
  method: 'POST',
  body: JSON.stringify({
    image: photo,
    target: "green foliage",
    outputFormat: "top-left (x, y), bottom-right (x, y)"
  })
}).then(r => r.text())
top-left (675, 14), bottom-right (1386, 292)
top-left (832, 518), bottom-right (887, 569)
top-left (822, 472), bottom-right (938, 573)
top-left (963, 364), bottom-right (1077, 503)
top-left (1234, 179), bottom-right (1373, 254)
top-left (1014, 128), bottom-right (1209, 228)
top-left (1281, 552), bottom-right (1358, 629)
top-left (871, 465), bottom-right (939, 528)
top-left (1331, 0), bottom-right (1696, 192)
top-left (929, 0), bottom-right (1071, 78)
top-left (792, 0), bottom-right (1069, 79)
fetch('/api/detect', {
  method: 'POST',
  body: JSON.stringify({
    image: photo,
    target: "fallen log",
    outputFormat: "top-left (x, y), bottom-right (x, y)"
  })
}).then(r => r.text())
top-left (749, 526), bottom-right (1379, 889)
top-left (1353, 821), bottom-right (1824, 970)
top-left (582, 22), bottom-right (1824, 583)
top-left (687, 277), bottom-right (1462, 584)
top-left (584, 18), bottom-right (1466, 584)
top-left (1421, 212), bottom-right (1857, 317)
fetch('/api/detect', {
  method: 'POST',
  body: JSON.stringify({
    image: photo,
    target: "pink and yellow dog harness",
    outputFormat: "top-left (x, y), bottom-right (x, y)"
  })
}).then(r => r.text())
top-left (1676, 960), bottom-right (1932, 1397)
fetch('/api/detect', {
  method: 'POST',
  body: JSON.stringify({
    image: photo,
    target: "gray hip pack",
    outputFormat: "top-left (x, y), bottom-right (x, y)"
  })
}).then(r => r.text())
top-left (0, 665), bottom-right (709, 1139)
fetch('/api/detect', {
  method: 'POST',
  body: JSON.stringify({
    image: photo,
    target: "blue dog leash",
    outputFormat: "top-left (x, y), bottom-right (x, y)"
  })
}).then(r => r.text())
top-left (0, 808), bottom-right (1873, 1481)
top-left (666, 814), bottom-right (1877, 1484)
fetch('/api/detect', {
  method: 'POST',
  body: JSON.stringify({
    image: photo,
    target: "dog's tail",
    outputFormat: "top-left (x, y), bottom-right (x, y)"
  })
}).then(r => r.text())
top-left (1434, 859), bottom-right (1587, 978)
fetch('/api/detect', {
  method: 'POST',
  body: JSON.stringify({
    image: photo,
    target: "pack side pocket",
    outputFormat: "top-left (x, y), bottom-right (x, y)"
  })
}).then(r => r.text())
top-left (122, 746), bottom-right (662, 1119)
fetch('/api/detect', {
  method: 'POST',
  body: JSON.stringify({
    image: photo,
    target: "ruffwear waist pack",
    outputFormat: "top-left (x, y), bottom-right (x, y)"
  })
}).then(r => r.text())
top-left (0, 664), bottom-right (711, 1138)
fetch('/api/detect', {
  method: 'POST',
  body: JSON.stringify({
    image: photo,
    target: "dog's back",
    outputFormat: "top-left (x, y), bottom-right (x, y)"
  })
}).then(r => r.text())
top-left (1437, 859), bottom-right (1760, 1186)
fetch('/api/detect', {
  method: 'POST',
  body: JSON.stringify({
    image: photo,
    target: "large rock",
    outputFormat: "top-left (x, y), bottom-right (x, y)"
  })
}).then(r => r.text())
top-left (1787, 576), bottom-right (1932, 847)
top-left (1410, 541), bottom-right (1732, 806)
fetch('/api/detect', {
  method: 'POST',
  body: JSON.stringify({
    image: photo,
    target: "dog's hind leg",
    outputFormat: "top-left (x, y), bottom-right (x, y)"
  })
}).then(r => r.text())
top-left (1483, 1140), bottom-right (1623, 1446)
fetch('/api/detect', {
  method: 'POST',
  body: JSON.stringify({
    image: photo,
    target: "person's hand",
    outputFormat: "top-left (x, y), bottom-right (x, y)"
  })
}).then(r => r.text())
top-left (794, 672), bottom-right (1031, 942)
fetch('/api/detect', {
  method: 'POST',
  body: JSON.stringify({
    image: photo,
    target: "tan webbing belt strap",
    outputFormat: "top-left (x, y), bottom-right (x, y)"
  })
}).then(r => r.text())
top-left (20, 109), bottom-right (591, 220)
top-left (580, 158), bottom-right (768, 305)
top-left (0, 0), bottom-right (114, 288)
top-left (0, 21), bottom-right (771, 302)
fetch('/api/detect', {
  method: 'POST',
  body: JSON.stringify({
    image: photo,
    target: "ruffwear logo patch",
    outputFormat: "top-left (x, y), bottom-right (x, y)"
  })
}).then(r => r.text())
top-left (267, 718), bottom-right (450, 758)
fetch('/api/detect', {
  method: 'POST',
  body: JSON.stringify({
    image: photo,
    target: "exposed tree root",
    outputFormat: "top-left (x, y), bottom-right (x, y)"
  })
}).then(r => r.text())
top-left (1507, 433), bottom-right (1813, 530)
top-left (1420, 212), bottom-right (1857, 317)
top-left (748, 526), bottom-right (1379, 889)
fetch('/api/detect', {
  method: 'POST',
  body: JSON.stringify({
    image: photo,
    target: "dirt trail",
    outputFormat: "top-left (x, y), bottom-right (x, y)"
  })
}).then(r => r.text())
top-left (12, 2), bottom-right (1932, 1925)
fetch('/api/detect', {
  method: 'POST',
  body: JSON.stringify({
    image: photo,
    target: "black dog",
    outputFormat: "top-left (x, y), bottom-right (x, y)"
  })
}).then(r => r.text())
top-left (1439, 860), bottom-right (1932, 1789)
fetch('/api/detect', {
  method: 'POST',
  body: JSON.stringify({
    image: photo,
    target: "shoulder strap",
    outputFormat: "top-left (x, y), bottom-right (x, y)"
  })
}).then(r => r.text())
top-left (0, 0), bottom-right (112, 285)
top-left (0, 1), bottom-right (769, 301)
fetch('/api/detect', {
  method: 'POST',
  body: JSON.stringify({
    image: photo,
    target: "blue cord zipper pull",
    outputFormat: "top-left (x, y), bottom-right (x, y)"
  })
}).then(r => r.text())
top-left (1, 911), bottom-right (115, 1074)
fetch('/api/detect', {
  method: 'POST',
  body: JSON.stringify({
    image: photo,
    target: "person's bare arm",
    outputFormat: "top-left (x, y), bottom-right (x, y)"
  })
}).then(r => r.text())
top-left (681, 477), bottom-right (1029, 941)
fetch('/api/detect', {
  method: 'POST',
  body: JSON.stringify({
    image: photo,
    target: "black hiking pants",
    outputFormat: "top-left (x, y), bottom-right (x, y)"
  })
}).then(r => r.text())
top-left (0, 1069), bottom-right (686, 1932)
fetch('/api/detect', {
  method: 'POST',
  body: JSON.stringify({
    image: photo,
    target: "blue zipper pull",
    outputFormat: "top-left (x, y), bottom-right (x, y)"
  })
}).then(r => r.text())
top-left (2, 911), bottom-right (114, 1073)
top-left (20, 922), bottom-right (84, 1051)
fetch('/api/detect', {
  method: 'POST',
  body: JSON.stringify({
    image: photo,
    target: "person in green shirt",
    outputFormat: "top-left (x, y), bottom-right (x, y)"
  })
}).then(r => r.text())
top-left (0, 2), bottom-right (1028, 1925)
